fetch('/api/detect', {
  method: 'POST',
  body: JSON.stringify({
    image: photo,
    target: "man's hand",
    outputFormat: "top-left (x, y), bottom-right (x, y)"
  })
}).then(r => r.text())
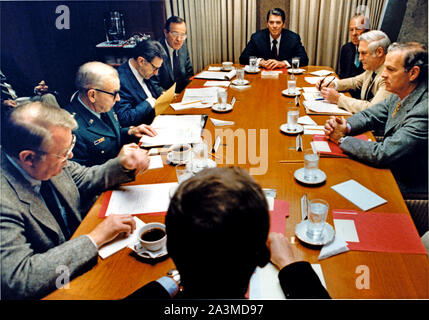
top-left (315, 78), bottom-right (336, 91)
top-left (88, 214), bottom-right (136, 248)
top-left (260, 59), bottom-right (285, 70)
top-left (129, 124), bottom-right (157, 138)
top-left (118, 143), bottom-right (150, 174)
top-left (2, 99), bottom-right (18, 108)
top-left (324, 116), bottom-right (348, 143)
top-left (320, 87), bottom-right (341, 104)
top-left (34, 80), bottom-right (49, 96)
top-left (268, 232), bottom-right (299, 270)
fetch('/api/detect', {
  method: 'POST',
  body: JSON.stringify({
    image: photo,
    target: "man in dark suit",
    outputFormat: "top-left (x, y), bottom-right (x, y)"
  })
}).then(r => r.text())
top-left (65, 61), bottom-right (156, 167)
top-left (114, 39), bottom-right (165, 127)
top-left (239, 8), bottom-right (308, 69)
top-left (127, 167), bottom-right (330, 299)
top-left (151, 16), bottom-right (194, 95)
top-left (1, 101), bottom-right (150, 299)
top-left (338, 15), bottom-right (369, 98)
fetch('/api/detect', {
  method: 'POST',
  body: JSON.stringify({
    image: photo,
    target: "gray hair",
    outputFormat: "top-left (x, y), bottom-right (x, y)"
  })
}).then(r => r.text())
top-left (351, 14), bottom-right (370, 31)
top-left (359, 30), bottom-right (391, 55)
top-left (388, 42), bottom-right (428, 82)
top-left (2, 101), bottom-right (77, 158)
top-left (75, 61), bottom-right (118, 94)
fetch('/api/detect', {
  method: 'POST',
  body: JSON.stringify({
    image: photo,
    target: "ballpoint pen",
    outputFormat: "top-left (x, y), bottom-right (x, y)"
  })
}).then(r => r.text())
top-left (318, 74), bottom-right (329, 91)
top-left (324, 77), bottom-right (335, 88)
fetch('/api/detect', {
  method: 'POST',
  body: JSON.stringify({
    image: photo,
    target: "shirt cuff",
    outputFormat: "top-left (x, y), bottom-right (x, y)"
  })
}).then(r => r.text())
top-left (334, 80), bottom-right (339, 90)
top-left (156, 276), bottom-right (180, 298)
top-left (283, 60), bottom-right (291, 68)
top-left (84, 234), bottom-right (98, 250)
top-left (146, 97), bottom-right (156, 108)
top-left (256, 58), bottom-right (262, 67)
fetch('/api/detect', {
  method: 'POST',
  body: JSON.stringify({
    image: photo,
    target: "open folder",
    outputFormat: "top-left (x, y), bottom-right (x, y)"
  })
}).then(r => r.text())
top-left (155, 83), bottom-right (176, 116)
top-left (304, 100), bottom-right (352, 116)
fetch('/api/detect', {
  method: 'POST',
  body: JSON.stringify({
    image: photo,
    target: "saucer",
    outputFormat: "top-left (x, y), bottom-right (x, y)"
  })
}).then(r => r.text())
top-left (189, 159), bottom-right (217, 173)
top-left (244, 66), bottom-right (260, 73)
top-left (282, 88), bottom-right (301, 97)
top-left (232, 79), bottom-right (249, 86)
top-left (166, 152), bottom-right (190, 165)
top-left (212, 103), bottom-right (233, 113)
top-left (294, 167), bottom-right (326, 185)
top-left (134, 242), bottom-right (168, 259)
top-left (288, 68), bottom-right (305, 74)
top-left (280, 123), bottom-right (303, 135)
top-left (221, 67), bottom-right (235, 72)
top-left (295, 220), bottom-right (335, 246)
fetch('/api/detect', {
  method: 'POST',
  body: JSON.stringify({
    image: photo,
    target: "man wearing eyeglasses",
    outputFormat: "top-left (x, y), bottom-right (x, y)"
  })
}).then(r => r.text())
top-left (152, 16), bottom-right (194, 95)
top-left (1, 101), bottom-right (150, 299)
top-left (114, 39), bottom-right (165, 127)
top-left (65, 62), bottom-right (157, 167)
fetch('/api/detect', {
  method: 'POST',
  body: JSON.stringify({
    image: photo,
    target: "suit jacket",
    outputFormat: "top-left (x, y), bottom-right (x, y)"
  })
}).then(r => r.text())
top-left (0, 153), bottom-right (135, 299)
top-left (151, 36), bottom-right (194, 95)
top-left (336, 63), bottom-right (392, 113)
top-left (114, 62), bottom-right (158, 127)
top-left (126, 261), bottom-right (330, 299)
top-left (338, 42), bottom-right (365, 79)
top-left (65, 96), bottom-right (136, 167)
top-left (239, 28), bottom-right (309, 67)
top-left (341, 80), bottom-right (428, 196)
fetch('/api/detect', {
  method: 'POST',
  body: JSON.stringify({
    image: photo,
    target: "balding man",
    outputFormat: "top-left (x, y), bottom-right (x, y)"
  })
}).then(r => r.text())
top-left (1, 101), bottom-right (151, 299)
top-left (319, 30), bottom-right (392, 113)
top-left (65, 61), bottom-right (156, 167)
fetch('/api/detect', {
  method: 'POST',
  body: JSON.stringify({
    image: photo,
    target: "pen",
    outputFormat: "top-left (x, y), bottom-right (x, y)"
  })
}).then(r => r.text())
top-left (324, 77), bottom-right (335, 88)
top-left (181, 100), bottom-right (202, 105)
top-left (318, 75), bottom-right (329, 91)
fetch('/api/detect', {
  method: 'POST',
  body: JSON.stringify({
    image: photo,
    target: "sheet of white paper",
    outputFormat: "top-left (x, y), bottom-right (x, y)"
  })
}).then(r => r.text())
top-left (302, 87), bottom-right (320, 93)
top-left (304, 100), bottom-right (352, 115)
top-left (99, 217), bottom-right (145, 259)
top-left (298, 115), bottom-right (317, 125)
top-left (182, 87), bottom-right (219, 104)
top-left (266, 196), bottom-right (274, 211)
top-left (310, 70), bottom-right (333, 77)
top-left (194, 70), bottom-right (236, 80)
top-left (311, 140), bottom-right (331, 152)
top-left (170, 101), bottom-right (207, 111)
top-left (318, 234), bottom-right (350, 260)
top-left (249, 263), bottom-right (327, 299)
top-left (210, 118), bottom-right (235, 126)
top-left (208, 66), bottom-right (222, 71)
top-left (148, 155), bottom-right (163, 170)
top-left (303, 92), bottom-right (324, 101)
top-left (105, 183), bottom-right (178, 216)
top-left (304, 75), bottom-right (336, 85)
top-left (204, 80), bottom-right (231, 87)
top-left (334, 219), bottom-right (360, 242)
top-left (331, 179), bottom-right (387, 211)
top-left (230, 84), bottom-right (251, 90)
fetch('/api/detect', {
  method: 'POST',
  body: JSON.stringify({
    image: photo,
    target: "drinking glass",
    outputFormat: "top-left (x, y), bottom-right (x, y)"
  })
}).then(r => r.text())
top-left (249, 56), bottom-right (257, 71)
top-left (217, 89), bottom-right (228, 110)
top-left (191, 142), bottom-right (208, 173)
top-left (287, 106), bottom-right (299, 131)
top-left (287, 78), bottom-right (296, 94)
top-left (306, 199), bottom-right (329, 239)
top-left (303, 149), bottom-right (319, 181)
top-left (292, 57), bottom-right (300, 70)
top-left (236, 68), bottom-right (245, 84)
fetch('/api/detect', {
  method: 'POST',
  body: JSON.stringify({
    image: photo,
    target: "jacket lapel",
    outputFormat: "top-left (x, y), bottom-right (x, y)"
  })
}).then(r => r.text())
top-left (160, 37), bottom-right (174, 81)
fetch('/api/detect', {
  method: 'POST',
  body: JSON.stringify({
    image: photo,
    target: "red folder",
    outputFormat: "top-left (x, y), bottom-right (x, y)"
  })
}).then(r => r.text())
top-left (332, 209), bottom-right (426, 254)
top-left (312, 134), bottom-right (368, 158)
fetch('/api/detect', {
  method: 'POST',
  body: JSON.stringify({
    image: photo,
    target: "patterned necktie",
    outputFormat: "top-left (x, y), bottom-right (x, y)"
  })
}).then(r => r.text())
top-left (271, 39), bottom-right (278, 59)
top-left (354, 47), bottom-right (360, 68)
top-left (364, 72), bottom-right (377, 101)
top-left (392, 101), bottom-right (401, 117)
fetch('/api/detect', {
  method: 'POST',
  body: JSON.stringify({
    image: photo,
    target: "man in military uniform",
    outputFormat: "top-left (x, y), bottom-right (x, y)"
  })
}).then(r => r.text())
top-left (65, 62), bottom-right (157, 167)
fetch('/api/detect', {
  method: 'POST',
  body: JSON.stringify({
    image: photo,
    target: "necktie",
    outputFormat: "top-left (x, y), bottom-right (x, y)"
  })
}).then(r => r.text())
top-left (354, 47), bottom-right (360, 68)
top-left (173, 50), bottom-right (185, 92)
top-left (364, 72), bottom-right (377, 101)
top-left (100, 112), bottom-right (111, 126)
top-left (271, 39), bottom-right (278, 59)
top-left (40, 180), bottom-right (71, 239)
top-left (392, 101), bottom-right (401, 117)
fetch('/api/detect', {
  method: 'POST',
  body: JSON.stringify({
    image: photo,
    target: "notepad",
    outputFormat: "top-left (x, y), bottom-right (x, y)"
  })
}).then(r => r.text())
top-left (331, 179), bottom-right (387, 211)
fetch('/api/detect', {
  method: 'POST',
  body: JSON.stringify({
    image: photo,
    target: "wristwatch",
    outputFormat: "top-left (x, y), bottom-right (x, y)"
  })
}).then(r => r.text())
top-left (338, 136), bottom-right (347, 145)
top-left (167, 269), bottom-right (181, 286)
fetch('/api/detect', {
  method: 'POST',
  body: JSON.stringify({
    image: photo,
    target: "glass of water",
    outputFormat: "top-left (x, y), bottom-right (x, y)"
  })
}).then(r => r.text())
top-left (287, 78), bottom-right (296, 94)
top-left (249, 56), bottom-right (257, 71)
top-left (287, 106), bottom-right (299, 131)
top-left (236, 68), bottom-right (245, 84)
top-left (217, 89), bottom-right (228, 110)
top-left (306, 199), bottom-right (329, 239)
top-left (292, 57), bottom-right (300, 70)
top-left (303, 149), bottom-right (319, 181)
top-left (191, 142), bottom-right (208, 173)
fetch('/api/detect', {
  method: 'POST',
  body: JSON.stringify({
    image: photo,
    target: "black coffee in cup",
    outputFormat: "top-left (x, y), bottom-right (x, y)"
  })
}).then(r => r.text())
top-left (172, 145), bottom-right (190, 152)
top-left (140, 228), bottom-right (166, 242)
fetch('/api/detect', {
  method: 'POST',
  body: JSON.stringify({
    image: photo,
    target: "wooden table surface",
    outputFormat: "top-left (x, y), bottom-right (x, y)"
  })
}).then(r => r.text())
top-left (44, 66), bottom-right (429, 300)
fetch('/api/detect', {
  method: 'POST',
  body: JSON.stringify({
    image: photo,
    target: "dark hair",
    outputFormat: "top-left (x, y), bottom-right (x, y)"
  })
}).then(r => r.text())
top-left (166, 167), bottom-right (270, 298)
top-left (388, 42), bottom-right (428, 83)
top-left (164, 16), bottom-right (185, 32)
top-left (266, 8), bottom-right (286, 23)
top-left (132, 39), bottom-right (166, 61)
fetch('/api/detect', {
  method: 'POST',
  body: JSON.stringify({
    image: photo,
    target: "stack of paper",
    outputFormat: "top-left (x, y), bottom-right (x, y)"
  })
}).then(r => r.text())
top-left (304, 100), bottom-right (352, 116)
top-left (170, 101), bottom-right (209, 111)
top-left (203, 81), bottom-right (230, 87)
top-left (310, 70), bottom-right (333, 77)
top-left (194, 70), bottom-right (236, 80)
top-left (304, 75), bottom-right (336, 85)
top-left (182, 87), bottom-right (219, 105)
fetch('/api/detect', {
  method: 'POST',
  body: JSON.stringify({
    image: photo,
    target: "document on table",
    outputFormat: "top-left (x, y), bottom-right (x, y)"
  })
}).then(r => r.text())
top-left (148, 155), bottom-right (164, 170)
top-left (170, 101), bottom-right (209, 111)
top-left (210, 118), bottom-right (235, 126)
top-left (139, 114), bottom-right (204, 147)
top-left (203, 80), bottom-right (231, 87)
top-left (303, 125), bottom-right (325, 135)
top-left (104, 183), bottom-right (178, 216)
top-left (310, 70), bottom-right (333, 77)
top-left (304, 100), bottom-right (352, 116)
top-left (304, 75), bottom-right (336, 85)
top-left (298, 115), bottom-right (317, 125)
top-left (331, 179), bottom-right (387, 211)
top-left (181, 87), bottom-right (219, 105)
top-left (194, 70), bottom-right (236, 80)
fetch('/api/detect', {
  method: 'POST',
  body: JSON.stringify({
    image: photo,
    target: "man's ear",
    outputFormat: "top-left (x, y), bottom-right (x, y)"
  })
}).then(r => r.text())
top-left (408, 65), bottom-right (420, 82)
top-left (163, 28), bottom-right (168, 38)
top-left (18, 150), bottom-right (38, 167)
top-left (87, 89), bottom-right (96, 104)
top-left (376, 47), bottom-right (384, 58)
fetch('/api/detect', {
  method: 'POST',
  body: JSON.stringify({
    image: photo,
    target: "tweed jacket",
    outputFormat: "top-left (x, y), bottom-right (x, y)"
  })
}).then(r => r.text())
top-left (336, 63), bottom-right (392, 113)
top-left (1, 153), bottom-right (135, 299)
top-left (151, 36), bottom-right (194, 95)
top-left (341, 80), bottom-right (428, 196)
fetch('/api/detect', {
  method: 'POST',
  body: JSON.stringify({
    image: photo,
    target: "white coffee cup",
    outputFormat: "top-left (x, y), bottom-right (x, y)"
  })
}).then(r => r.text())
top-left (222, 61), bottom-right (233, 70)
top-left (137, 222), bottom-right (167, 252)
top-left (169, 143), bottom-right (191, 163)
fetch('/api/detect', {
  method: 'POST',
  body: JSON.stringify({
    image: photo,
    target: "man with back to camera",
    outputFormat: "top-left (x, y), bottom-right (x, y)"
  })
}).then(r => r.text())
top-left (0, 101), bottom-right (151, 299)
top-left (318, 30), bottom-right (392, 114)
top-left (65, 61), bottom-right (157, 167)
top-left (151, 16), bottom-right (194, 95)
top-left (239, 8), bottom-right (309, 69)
top-left (126, 167), bottom-right (330, 299)
top-left (114, 39), bottom-right (165, 127)
top-left (338, 14), bottom-right (369, 98)
top-left (324, 42), bottom-right (428, 235)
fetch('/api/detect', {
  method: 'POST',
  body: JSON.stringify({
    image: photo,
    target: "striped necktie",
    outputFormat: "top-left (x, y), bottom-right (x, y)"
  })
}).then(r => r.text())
top-left (392, 101), bottom-right (401, 117)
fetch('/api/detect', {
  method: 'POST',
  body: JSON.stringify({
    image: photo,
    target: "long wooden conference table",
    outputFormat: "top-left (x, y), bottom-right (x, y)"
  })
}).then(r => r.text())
top-left (44, 66), bottom-right (429, 300)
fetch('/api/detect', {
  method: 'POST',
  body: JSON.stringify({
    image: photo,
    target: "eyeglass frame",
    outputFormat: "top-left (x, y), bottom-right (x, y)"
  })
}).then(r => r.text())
top-left (169, 31), bottom-right (187, 40)
top-left (35, 134), bottom-right (76, 162)
top-left (92, 88), bottom-right (120, 100)
top-left (146, 59), bottom-right (161, 72)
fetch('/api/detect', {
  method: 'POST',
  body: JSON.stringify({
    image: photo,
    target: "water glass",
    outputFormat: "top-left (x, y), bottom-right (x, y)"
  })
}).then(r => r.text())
top-left (303, 149), bottom-right (319, 181)
top-left (217, 89), bottom-right (228, 110)
top-left (236, 68), bottom-right (245, 84)
top-left (287, 106), bottom-right (299, 131)
top-left (287, 78), bottom-right (296, 94)
top-left (175, 164), bottom-right (193, 184)
top-left (292, 57), bottom-right (300, 70)
top-left (191, 142), bottom-right (208, 172)
top-left (249, 56), bottom-right (257, 71)
top-left (306, 199), bottom-right (329, 239)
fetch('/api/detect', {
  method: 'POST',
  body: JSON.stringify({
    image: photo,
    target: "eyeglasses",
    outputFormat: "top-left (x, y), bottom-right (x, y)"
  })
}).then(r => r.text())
top-left (93, 88), bottom-right (120, 99)
top-left (147, 60), bottom-right (161, 72)
top-left (36, 134), bottom-right (76, 162)
top-left (170, 31), bottom-right (187, 40)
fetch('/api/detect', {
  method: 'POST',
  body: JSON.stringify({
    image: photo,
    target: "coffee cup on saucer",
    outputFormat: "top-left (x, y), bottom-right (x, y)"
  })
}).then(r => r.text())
top-left (169, 143), bottom-right (191, 163)
top-left (137, 222), bottom-right (167, 252)
top-left (222, 61), bottom-right (233, 71)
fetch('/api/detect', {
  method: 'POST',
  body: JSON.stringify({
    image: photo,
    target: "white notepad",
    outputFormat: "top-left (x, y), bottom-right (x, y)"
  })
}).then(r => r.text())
top-left (331, 179), bottom-right (387, 211)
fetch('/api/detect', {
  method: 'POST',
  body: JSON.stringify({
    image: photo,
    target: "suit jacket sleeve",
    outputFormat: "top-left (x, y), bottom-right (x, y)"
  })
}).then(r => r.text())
top-left (239, 33), bottom-right (261, 65)
top-left (278, 261), bottom-right (331, 298)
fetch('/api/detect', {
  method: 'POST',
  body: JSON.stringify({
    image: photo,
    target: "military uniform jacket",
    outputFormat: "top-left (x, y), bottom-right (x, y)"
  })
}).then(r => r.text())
top-left (65, 96), bottom-right (137, 167)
